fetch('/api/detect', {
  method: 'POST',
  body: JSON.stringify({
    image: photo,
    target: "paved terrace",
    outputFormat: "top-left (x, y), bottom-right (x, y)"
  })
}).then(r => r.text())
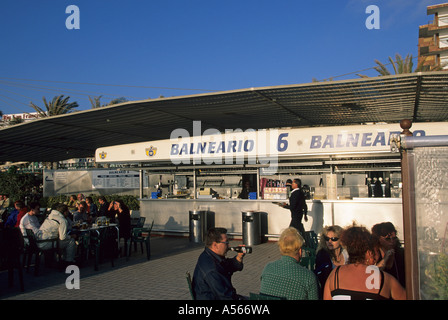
top-left (0, 236), bottom-right (280, 300)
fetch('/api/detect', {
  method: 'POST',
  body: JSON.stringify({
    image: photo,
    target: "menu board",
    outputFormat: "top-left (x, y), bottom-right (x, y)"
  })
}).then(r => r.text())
top-left (92, 170), bottom-right (141, 189)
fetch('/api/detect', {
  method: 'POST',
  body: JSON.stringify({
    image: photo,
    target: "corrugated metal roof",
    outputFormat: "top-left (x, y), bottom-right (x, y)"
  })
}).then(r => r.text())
top-left (1, 72), bottom-right (447, 162)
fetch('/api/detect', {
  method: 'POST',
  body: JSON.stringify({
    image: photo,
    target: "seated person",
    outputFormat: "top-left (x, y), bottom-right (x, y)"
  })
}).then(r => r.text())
top-left (314, 225), bottom-right (348, 296)
top-left (19, 202), bottom-right (41, 236)
top-left (97, 196), bottom-right (109, 217)
top-left (107, 200), bottom-right (131, 253)
top-left (0, 194), bottom-right (10, 214)
top-left (371, 222), bottom-right (405, 288)
top-left (15, 201), bottom-right (29, 228)
top-left (67, 194), bottom-right (77, 211)
top-left (38, 203), bottom-right (77, 264)
top-left (73, 201), bottom-right (90, 224)
top-left (192, 227), bottom-right (245, 300)
top-left (85, 196), bottom-right (98, 218)
top-left (260, 227), bottom-right (319, 300)
top-left (323, 224), bottom-right (406, 300)
top-left (5, 200), bottom-right (26, 228)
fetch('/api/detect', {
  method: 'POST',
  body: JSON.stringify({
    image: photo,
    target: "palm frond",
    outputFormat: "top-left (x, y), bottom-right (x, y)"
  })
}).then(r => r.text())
top-left (30, 95), bottom-right (78, 118)
top-left (374, 59), bottom-right (391, 76)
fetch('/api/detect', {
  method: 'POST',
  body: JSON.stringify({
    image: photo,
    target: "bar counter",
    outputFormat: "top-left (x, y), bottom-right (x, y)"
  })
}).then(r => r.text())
top-left (139, 197), bottom-right (403, 240)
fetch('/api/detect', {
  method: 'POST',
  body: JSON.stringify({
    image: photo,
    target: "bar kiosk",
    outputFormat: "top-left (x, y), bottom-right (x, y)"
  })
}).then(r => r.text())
top-left (95, 121), bottom-right (448, 240)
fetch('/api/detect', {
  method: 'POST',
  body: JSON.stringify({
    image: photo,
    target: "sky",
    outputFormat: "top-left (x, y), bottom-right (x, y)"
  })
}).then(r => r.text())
top-left (0, 0), bottom-right (444, 116)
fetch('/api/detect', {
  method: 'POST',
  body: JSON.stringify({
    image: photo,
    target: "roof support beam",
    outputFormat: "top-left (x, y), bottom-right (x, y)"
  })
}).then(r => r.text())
top-left (412, 74), bottom-right (423, 122)
top-left (250, 89), bottom-right (313, 125)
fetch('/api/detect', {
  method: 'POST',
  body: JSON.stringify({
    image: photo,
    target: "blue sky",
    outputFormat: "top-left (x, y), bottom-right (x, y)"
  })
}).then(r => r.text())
top-left (0, 0), bottom-right (443, 115)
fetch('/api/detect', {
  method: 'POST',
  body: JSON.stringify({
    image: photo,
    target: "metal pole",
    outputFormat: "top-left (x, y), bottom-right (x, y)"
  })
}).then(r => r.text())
top-left (399, 119), bottom-right (420, 300)
top-left (402, 135), bottom-right (448, 149)
top-left (193, 169), bottom-right (197, 200)
top-left (139, 169), bottom-right (144, 199)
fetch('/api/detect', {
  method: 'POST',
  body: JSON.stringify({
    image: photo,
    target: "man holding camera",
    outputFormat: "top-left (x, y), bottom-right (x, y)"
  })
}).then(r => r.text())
top-left (192, 227), bottom-right (245, 300)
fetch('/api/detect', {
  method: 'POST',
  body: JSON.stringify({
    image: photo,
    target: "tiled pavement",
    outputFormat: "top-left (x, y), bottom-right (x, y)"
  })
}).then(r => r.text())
top-left (0, 236), bottom-right (280, 300)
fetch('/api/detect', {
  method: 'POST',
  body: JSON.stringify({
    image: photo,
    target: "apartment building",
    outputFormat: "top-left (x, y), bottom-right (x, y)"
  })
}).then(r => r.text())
top-left (418, 2), bottom-right (448, 70)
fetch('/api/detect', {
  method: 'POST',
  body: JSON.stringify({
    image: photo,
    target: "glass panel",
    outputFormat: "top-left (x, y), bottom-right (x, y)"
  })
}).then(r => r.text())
top-left (413, 147), bottom-right (448, 300)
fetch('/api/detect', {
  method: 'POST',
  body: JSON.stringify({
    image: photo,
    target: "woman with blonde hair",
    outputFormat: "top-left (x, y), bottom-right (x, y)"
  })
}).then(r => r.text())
top-left (314, 225), bottom-right (348, 295)
top-left (260, 227), bottom-right (319, 300)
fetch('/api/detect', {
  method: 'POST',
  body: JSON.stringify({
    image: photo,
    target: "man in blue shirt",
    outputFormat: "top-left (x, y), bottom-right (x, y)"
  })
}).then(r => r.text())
top-left (4, 200), bottom-right (22, 228)
top-left (192, 227), bottom-right (245, 300)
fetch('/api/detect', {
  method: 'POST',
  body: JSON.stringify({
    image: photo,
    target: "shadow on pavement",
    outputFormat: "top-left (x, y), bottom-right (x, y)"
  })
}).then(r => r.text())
top-left (0, 236), bottom-right (203, 299)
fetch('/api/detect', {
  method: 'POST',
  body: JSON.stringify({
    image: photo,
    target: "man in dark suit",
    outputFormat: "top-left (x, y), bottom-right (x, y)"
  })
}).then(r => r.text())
top-left (289, 178), bottom-right (308, 240)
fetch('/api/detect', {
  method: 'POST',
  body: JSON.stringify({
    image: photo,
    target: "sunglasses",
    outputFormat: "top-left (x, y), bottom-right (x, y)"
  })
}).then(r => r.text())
top-left (324, 236), bottom-right (339, 242)
top-left (382, 234), bottom-right (397, 241)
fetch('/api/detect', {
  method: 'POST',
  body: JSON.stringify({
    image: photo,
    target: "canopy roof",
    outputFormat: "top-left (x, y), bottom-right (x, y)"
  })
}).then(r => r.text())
top-left (1, 72), bottom-right (447, 162)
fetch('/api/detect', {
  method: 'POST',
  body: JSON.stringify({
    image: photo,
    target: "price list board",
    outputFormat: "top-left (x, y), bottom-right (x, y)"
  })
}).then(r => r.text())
top-left (92, 170), bottom-right (140, 189)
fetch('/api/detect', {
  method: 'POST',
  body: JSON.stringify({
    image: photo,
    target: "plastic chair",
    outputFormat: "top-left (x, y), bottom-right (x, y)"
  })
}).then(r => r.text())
top-left (24, 229), bottom-right (59, 276)
top-left (300, 247), bottom-right (316, 271)
top-left (76, 230), bottom-right (100, 270)
top-left (138, 217), bottom-right (146, 227)
top-left (249, 292), bottom-right (286, 300)
top-left (299, 256), bottom-right (311, 269)
top-left (128, 220), bottom-right (154, 261)
top-left (131, 217), bottom-right (146, 229)
top-left (304, 231), bottom-right (319, 250)
top-left (98, 226), bottom-right (119, 270)
top-left (185, 271), bottom-right (195, 300)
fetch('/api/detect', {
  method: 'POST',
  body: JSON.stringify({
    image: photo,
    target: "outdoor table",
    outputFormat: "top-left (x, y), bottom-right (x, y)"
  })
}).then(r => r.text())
top-left (75, 223), bottom-right (120, 270)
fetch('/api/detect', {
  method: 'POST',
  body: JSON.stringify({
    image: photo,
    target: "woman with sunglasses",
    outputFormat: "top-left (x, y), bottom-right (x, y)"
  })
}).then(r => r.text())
top-left (371, 222), bottom-right (406, 288)
top-left (314, 225), bottom-right (348, 296)
top-left (323, 224), bottom-right (406, 300)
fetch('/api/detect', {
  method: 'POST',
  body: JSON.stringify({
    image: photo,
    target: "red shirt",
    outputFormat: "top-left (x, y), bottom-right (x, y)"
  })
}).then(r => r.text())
top-left (15, 208), bottom-right (29, 228)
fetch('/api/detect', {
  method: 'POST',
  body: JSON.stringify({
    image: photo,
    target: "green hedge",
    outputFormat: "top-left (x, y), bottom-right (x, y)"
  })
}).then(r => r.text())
top-left (40, 194), bottom-right (140, 211)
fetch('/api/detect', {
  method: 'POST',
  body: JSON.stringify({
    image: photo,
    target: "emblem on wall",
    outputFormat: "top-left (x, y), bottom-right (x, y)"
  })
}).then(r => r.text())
top-left (99, 151), bottom-right (107, 159)
top-left (146, 146), bottom-right (157, 157)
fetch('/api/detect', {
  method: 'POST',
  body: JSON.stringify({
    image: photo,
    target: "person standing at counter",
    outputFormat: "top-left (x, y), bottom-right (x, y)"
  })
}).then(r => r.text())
top-left (238, 180), bottom-right (255, 199)
top-left (285, 179), bottom-right (293, 198)
top-left (288, 179), bottom-right (308, 240)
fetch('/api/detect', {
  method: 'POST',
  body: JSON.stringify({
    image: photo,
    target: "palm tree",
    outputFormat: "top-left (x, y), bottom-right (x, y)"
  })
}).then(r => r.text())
top-left (30, 95), bottom-right (79, 117)
top-left (89, 95), bottom-right (103, 108)
top-left (374, 53), bottom-right (415, 75)
top-left (358, 53), bottom-right (445, 78)
top-left (107, 97), bottom-right (128, 105)
top-left (8, 116), bottom-right (24, 125)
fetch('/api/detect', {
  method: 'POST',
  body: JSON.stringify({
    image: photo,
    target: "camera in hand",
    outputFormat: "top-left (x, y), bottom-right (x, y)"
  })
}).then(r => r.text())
top-left (229, 246), bottom-right (252, 254)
